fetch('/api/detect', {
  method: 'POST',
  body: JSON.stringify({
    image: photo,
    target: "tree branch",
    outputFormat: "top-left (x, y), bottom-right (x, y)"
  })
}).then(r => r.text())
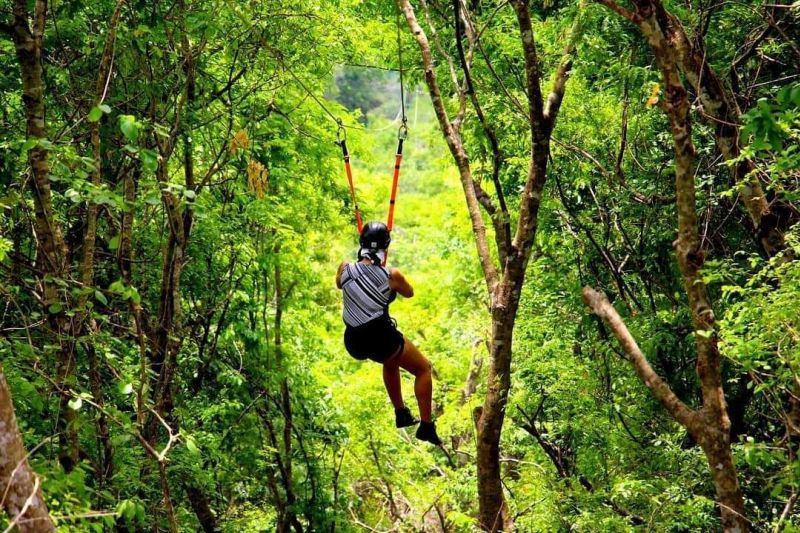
top-left (398, 0), bottom-right (499, 293)
top-left (456, 0), bottom-right (512, 264)
top-left (581, 286), bottom-right (697, 429)
top-left (507, 0), bottom-right (555, 273)
top-left (543, 6), bottom-right (584, 127)
top-left (594, 0), bottom-right (641, 24)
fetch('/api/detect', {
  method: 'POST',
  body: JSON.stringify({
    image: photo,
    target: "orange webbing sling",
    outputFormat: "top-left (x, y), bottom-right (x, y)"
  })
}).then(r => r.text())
top-left (386, 123), bottom-right (408, 232)
top-left (336, 121), bottom-right (408, 238)
top-left (336, 125), bottom-right (363, 234)
top-left (338, 11), bottom-right (408, 258)
top-left (383, 122), bottom-right (408, 265)
top-left (336, 122), bottom-right (408, 266)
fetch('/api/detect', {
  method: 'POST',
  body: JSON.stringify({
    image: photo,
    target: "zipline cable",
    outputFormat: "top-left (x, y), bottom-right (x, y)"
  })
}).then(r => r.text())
top-left (387, 3), bottom-right (408, 233)
top-left (279, 55), bottom-right (405, 134)
top-left (278, 12), bottom-right (410, 241)
top-left (276, 55), bottom-right (345, 129)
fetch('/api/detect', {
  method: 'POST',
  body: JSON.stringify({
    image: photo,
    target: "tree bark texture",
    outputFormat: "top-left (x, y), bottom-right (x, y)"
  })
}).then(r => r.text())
top-left (9, 0), bottom-right (67, 278)
top-left (0, 370), bottom-right (56, 532)
top-left (596, 0), bottom-right (791, 257)
top-left (185, 483), bottom-right (219, 533)
top-left (653, 3), bottom-right (782, 254)
top-left (583, 288), bottom-right (747, 531)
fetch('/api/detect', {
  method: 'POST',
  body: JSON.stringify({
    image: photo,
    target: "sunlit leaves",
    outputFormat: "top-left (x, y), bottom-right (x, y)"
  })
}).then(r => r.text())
top-left (119, 114), bottom-right (139, 142)
top-left (67, 397), bottom-right (83, 411)
top-left (88, 104), bottom-right (111, 122)
top-left (139, 148), bottom-right (158, 172)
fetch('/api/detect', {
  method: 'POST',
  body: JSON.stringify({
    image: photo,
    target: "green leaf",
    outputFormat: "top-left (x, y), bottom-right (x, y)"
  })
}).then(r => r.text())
top-left (65, 188), bottom-right (82, 203)
top-left (88, 106), bottom-right (104, 122)
top-left (119, 382), bottom-right (134, 395)
top-left (108, 234), bottom-right (120, 251)
top-left (95, 290), bottom-right (108, 306)
top-left (99, 104), bottom-right (112, 114)
top-left (119, 115), bottom-right (139, 142)
top-left (48, 303), bottom-right (63, 314)
top-left (127, 287), bottom-right (142, 304)
top-left (68, 397), bottom-right (83, 411)
top-left (185, 437), bottom-right (199, 455)
top-left (144, 192), bottom-right (161, 205)
top-left (117, 500), bottom-right (135, 520)
top-left (108, 280), bottom-right (126, 294)
top-left (140, 148), bottom-right (158, 172)
top-left (134, 503), bottom-right (145, 524)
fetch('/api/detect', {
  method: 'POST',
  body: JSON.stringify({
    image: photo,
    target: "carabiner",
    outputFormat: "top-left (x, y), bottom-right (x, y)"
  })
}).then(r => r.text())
top-left (397, 121), bottom-right (409, 140)
top-left (335, 121), bottom-right (346, 145)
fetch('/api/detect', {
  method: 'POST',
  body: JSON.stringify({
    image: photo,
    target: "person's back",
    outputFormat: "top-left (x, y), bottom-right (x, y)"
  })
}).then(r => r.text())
top-left (339, 262), bottom-right (395, 327)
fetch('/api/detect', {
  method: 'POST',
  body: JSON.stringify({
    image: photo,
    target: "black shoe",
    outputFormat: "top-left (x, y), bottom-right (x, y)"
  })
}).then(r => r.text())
top-left (395, 407), bottom-right (418, 428)
top-left (416, 421), bottom-right (442, 446)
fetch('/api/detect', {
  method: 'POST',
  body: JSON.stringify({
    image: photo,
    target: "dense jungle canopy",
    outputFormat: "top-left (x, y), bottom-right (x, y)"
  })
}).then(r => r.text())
top-left (1, 0), bottom-right (799, 531)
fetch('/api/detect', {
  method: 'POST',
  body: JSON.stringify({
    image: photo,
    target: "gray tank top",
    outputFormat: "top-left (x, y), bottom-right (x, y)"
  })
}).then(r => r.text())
top-left (340, 262), bottom-right (396, 327)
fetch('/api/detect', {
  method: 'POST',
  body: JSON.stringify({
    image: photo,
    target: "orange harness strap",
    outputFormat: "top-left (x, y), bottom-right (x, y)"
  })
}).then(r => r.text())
top-left (383, 126), bottom-right (407, 266)
top-left (386, 135), bottom-right (405, 231)
top-left (337, 135), bottom-right (363, 234)
top-left (338, 124), bottom-right (407, 268)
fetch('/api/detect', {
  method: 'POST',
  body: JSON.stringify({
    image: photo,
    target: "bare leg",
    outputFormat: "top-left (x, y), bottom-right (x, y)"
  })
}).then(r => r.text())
top-left (382, 356), bottom-right (405, 410)
top-left (394, 339), bottom-right (433, 422)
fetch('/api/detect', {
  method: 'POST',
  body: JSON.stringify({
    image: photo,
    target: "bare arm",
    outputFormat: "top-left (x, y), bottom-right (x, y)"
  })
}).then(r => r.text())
top-left (389, 268), bottom-right (414, 298)
top-left (335, 262), bottom-right (346, 289)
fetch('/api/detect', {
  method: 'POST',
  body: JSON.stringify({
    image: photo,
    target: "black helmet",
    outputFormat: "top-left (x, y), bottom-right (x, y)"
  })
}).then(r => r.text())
top-left (360, 221), bottom-right (391, 250)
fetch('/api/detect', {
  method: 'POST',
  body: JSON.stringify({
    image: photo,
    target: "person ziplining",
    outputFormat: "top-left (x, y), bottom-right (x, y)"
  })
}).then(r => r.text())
top-left (281, 8), bottom-right (442, 445)
top-left (335, 222), bottom-right (441, 446)
top-left (325, 12), bottom-right (441, 446)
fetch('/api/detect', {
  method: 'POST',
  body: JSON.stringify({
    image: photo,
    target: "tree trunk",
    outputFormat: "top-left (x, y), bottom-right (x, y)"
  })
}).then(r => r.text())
top-left (185, 484), bottom-right (218, 533)
top-left (9, 0), bottom-right (80, 471)
top-left (0, 370), bottom-right (56, 532)
top-left (644, 9), bottom-right (747, 529)
top-left (654, 4), bottom-right (782, 254)
top-left (591, 3), bottom-right (750, 529)
top-left (477, 312), bottom-right (515, 531)
top-left (77, 0), bottom-right (125, 485)
top-left (399, 0), bottom-right (576, 528)
top-left (146, 5), bottom-right (197, 440)
top-left (87, 338), bottom-right (114, 484)
top-left (9, 0), bottom-right (67, 277)
top-left (585, 287), bottom-right (749, 532)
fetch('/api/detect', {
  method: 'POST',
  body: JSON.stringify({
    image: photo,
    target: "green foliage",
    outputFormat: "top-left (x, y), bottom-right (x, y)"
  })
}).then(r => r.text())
top-left (1, 0), bottom-right (799, 531)
top-left (741, 83), bottom-right (800, 187)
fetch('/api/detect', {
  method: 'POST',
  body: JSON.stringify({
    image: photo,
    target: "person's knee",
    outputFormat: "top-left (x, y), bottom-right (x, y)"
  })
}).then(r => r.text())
top-left (406, 359), bottom-right (431, 378)
top-left (420, 358), bottom-right (432, 376)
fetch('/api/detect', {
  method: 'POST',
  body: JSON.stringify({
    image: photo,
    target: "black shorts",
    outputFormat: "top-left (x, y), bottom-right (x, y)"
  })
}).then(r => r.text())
top-left (344, 318), bottom-right (405, 364)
